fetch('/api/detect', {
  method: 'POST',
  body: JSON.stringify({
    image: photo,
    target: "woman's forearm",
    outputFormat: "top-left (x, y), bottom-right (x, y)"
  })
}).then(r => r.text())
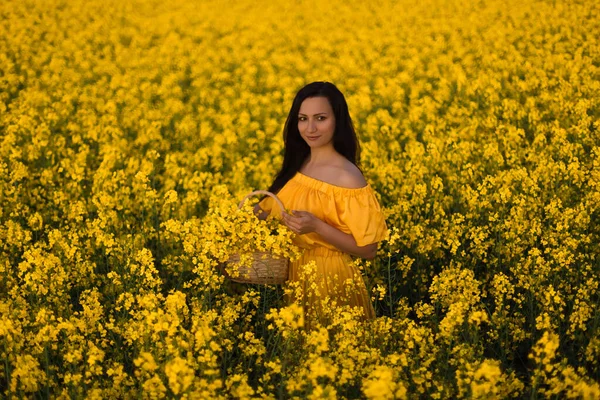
top-left (314, 219), bottom-right (377, 259)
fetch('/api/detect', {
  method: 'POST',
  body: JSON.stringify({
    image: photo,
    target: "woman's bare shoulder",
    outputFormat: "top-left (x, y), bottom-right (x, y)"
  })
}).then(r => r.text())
top-left (334, 161), bottom-right (367, 189)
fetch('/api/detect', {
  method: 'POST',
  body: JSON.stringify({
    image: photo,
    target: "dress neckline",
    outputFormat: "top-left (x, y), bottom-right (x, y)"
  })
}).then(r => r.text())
top-left (295, 171), bottom-right (370, 191)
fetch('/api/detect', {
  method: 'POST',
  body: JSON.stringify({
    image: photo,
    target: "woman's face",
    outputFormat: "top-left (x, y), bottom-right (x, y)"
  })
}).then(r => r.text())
top-left (297, 96), bottom-right (336, 149)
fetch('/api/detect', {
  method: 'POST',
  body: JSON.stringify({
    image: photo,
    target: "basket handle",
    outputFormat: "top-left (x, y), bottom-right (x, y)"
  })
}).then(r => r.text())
top-left (238, 190), bottom-right (285, 213)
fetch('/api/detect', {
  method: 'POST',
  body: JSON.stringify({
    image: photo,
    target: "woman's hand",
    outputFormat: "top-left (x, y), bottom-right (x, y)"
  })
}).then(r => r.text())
top-left (253, 204), bottom-right (269, 221)
top-left (282, 210), bottom-right (322, 235)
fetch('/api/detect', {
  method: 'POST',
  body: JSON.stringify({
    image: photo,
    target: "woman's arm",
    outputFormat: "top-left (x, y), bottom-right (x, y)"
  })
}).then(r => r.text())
top-left (315, 218), bottom-right (378, 259)
top-left (282, 211), bottom-right (378, 260)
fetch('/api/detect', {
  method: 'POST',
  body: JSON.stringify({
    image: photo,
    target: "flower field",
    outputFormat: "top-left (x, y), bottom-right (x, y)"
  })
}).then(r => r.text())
top-left (1, 0), bottom-right (600, 398)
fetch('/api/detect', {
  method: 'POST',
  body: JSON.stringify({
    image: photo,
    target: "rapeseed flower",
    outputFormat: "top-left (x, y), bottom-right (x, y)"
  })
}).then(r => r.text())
top-left (0, 0), bottom-right (598, 397)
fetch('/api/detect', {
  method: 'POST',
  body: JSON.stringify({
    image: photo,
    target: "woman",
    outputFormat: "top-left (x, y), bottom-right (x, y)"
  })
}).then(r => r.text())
top-left (255, 81), bottom-right (387, 326)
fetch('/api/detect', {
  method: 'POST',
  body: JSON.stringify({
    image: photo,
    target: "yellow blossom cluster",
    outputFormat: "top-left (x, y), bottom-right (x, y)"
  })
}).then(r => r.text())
top-left (1, 0), bottom-right (599, 398)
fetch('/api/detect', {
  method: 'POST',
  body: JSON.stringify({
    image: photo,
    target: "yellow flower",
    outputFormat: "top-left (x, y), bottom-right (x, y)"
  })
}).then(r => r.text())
top-left (363, 365), bottom-right (407, 400)
top-left (164, 357), bottom-right (194, 395)
top-left (9, 355), bottom-right (45, 393)
top-left (1, 0), bottom-right (599, 397)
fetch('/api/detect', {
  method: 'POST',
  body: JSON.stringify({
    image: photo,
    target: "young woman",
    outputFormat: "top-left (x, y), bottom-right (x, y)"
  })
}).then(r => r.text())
top-left (255, 81), bottom-right (387, 326)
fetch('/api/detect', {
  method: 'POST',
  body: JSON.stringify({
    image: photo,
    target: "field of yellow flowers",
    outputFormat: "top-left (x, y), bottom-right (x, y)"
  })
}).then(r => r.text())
top-left (1, 0), bottom-right (600, 398)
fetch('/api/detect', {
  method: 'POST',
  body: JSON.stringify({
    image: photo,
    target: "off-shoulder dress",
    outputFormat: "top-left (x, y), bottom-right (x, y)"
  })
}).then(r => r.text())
top-left (259, 171), bottom-right (388, 325)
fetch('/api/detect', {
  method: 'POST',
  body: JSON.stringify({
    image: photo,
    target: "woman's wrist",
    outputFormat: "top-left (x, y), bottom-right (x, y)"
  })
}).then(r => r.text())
top-left (313, 218), bottom-right (328, 236)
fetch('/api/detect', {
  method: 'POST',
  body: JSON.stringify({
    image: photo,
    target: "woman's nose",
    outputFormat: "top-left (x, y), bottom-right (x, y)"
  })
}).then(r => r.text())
top-left (307, 119), bottom-right (317, 132)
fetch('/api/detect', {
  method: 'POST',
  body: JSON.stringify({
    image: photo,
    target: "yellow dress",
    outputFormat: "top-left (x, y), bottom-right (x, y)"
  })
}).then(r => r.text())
top-left (259, 172), bottom-right (388, 325)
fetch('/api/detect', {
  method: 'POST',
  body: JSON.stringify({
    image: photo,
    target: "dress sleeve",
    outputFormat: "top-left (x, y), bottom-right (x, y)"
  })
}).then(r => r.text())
top-left (336, 188), bottom-right (388, 247)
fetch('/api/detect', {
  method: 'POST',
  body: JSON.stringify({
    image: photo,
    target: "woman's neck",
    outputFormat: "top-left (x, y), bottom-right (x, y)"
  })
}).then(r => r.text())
top-left (304, 145), bottom-right (338, 167)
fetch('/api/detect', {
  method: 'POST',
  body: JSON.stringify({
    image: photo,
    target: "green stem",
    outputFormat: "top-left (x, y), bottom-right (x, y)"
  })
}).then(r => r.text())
top-left (4, 340), bottom-right (11, 399)
top-left (45, 345), bottom-right (50, 398)
top-left (387, 256), bottom-right (394, 318)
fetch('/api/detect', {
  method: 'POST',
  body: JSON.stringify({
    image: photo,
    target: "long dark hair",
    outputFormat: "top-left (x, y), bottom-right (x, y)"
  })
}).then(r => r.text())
top-left (267, 81), bottom-right (361, 194)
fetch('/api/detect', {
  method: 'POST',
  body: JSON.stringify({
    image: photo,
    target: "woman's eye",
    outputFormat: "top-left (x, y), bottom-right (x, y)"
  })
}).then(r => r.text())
top-left (298, 116), bottom-right (326, 121)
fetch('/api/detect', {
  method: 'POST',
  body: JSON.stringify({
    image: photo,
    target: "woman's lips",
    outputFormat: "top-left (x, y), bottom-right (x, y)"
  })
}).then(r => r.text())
top-left (306, 135), bottom-right (320, 141)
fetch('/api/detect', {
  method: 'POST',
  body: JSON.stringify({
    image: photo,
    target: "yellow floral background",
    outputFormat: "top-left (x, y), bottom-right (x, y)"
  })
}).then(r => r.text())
top-left (1, 0), bottom-right (599, 398)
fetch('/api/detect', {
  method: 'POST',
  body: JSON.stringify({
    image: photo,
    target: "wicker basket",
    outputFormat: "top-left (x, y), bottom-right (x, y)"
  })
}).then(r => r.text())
top-left (225, 190), bottom-right (289, 285)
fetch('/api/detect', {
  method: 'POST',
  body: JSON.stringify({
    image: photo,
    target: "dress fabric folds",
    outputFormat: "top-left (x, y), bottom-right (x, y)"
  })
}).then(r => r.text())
top-left (259, 172), bottom-right (388, 326)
